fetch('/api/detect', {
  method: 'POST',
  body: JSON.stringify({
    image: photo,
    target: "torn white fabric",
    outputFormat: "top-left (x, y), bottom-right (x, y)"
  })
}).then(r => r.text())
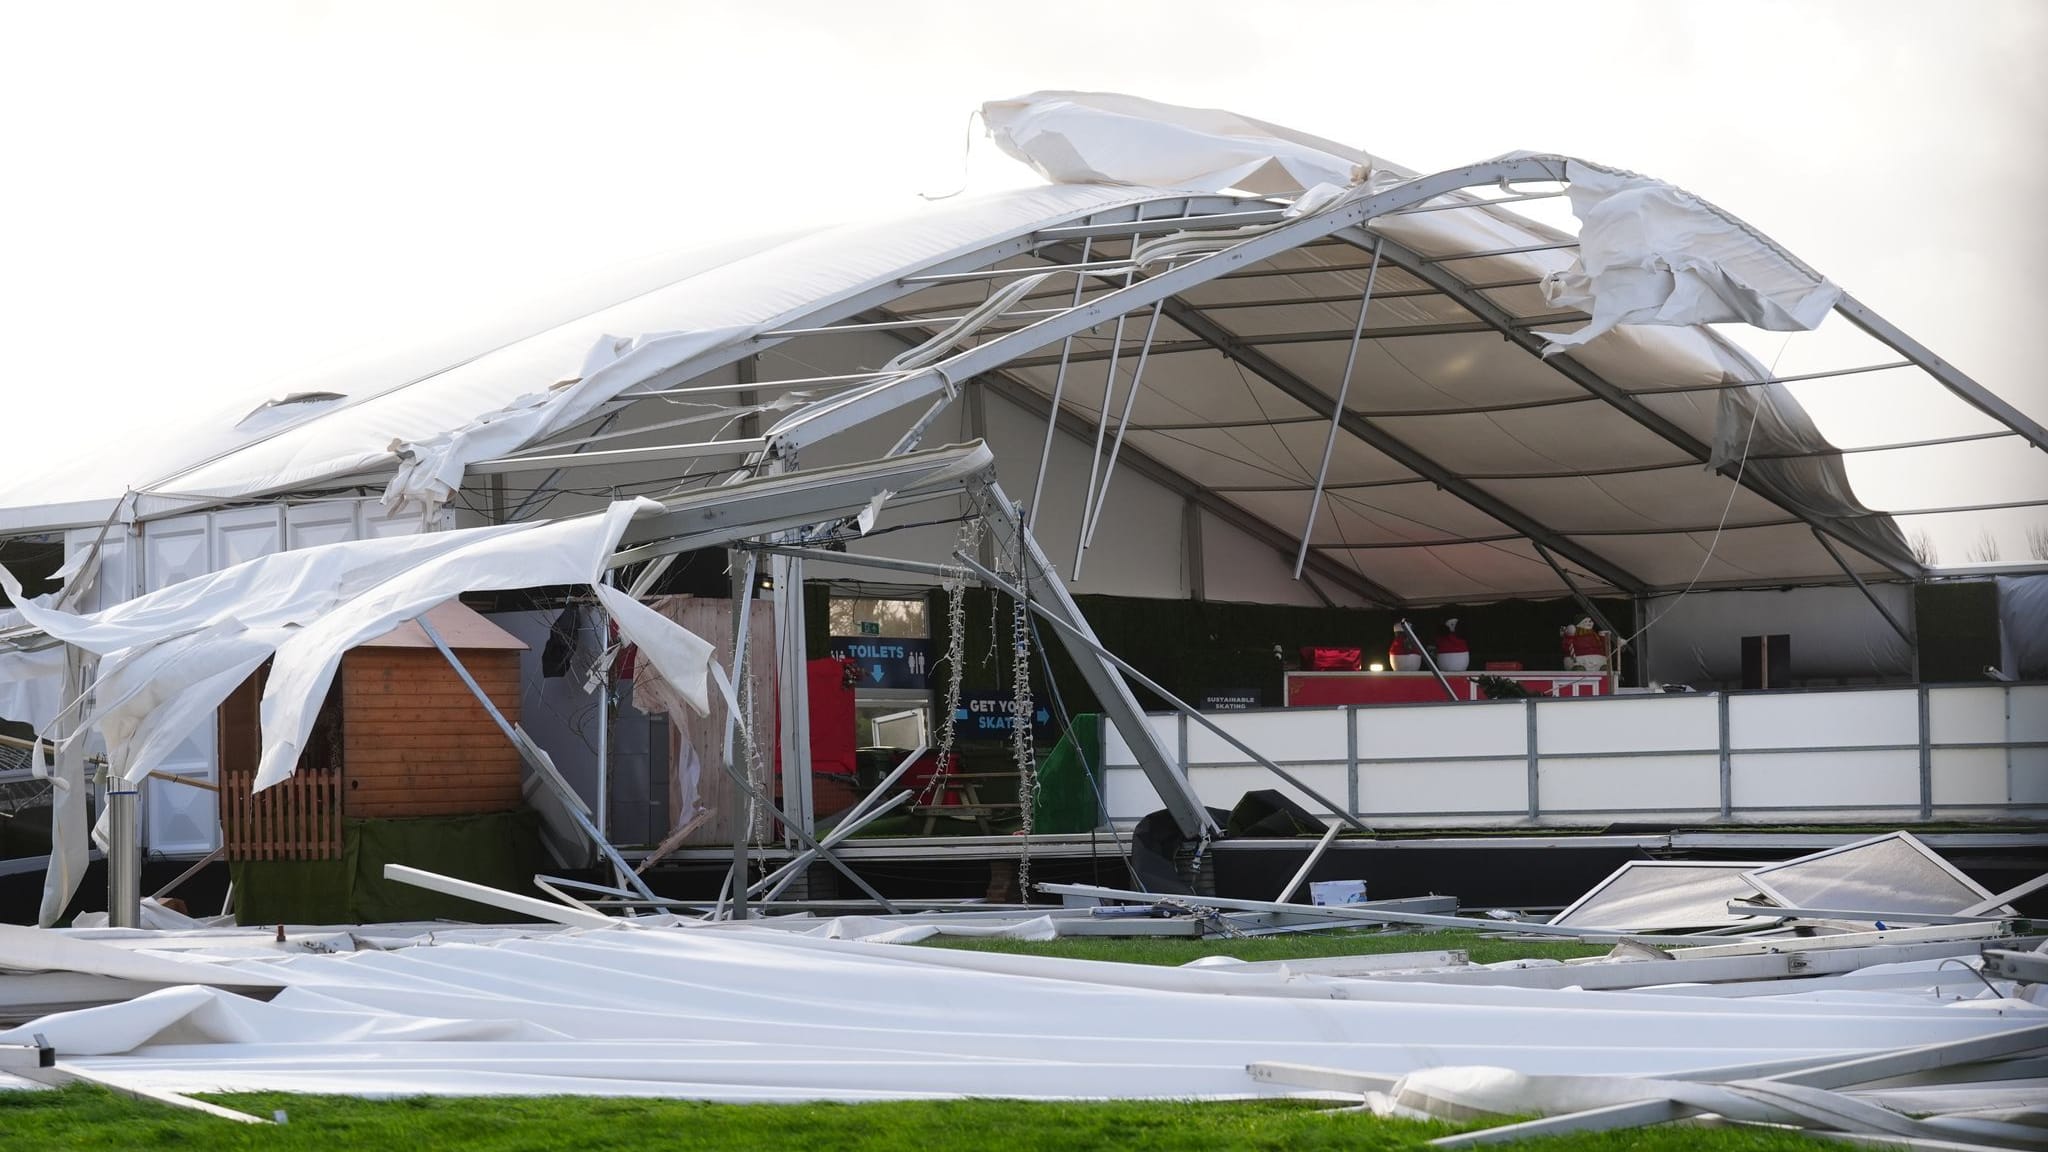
top-left (983, 90), bottom-right (1390, 195)
top-left (592, 584), bottom-right (711, 717)
top-left (255, 498), bottom-right (659, 789)
top-left (0, 643), bottom-right (64, 730)
top-left (40, 649), bottom-right (91, 928)
top-left (381, 324), bottom-right (752, 516)
top-left (1532, 158), bottom-right (1841, 351)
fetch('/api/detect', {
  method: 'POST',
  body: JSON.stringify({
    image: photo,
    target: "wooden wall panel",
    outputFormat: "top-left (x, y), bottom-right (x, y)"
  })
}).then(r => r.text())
top-left (340, 648), bottom-right (523, 819)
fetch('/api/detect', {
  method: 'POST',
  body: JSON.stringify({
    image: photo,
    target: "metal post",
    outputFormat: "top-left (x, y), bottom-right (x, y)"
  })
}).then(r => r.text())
top-left (1028, 234), bottom-right (1092, 529)
top-left (1276, 822), bottom-right (1341, 904)
top-left (1295, 238), bottom-right (1381, 578)
top-left (774, 552), bottom-right (814, 849)
top-left (1810, 528), bottom-right (1915, 647)
top-left (105, 784), bottom-right (139, 928)
top-left (1917, 685), bottom-right (1933, 821)
top-left (1532, 541), bottom-right (1620, 642)
top-left (1079, 298), bottom-right (1167, 554)
top-left (595, 578), bottom-right (612, 844)
top-left (1717, 691), bottom-right (1733, 819)
top-left (1399, 618), bottom-right (1459, 702)
top-left (417, 617), bottom-right (667, 908)
top-left (1525, 699), bottom-right (1540, 820)
top-left (726, 549), bottom-right (758, 921)
top-left (1346, 707), bottom-right (1360, 818)
top-left (1072, 233), bottom-right (1145, 577)
top-left (959, 551), bottom-right (1367, 834)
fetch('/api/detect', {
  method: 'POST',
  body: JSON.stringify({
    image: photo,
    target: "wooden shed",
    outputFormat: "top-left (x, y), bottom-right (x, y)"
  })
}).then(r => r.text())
top-left (219, 600), bottom-right (530, 860)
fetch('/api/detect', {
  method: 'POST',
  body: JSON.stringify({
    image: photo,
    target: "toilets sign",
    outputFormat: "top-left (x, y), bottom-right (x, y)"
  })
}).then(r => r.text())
top-left (827, 636), bottom-right (931, 690)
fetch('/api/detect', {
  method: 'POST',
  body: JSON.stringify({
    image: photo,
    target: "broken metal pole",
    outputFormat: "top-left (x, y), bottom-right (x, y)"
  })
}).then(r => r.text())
top-left (416, 615), bottom-right (666, 909)
top-left (1028, 234), bottom-right (1093, 529)
top-left (1399, 618), bottom-right (1460, 702)
top-left (1275, 821), bottom-right (1342, 905)
top-left (104, 783), bottom-right (139, 929)
top-left (1295, 237), bottom-right (1382, 579)
top-left (724, 549), bottom-right (760, 921)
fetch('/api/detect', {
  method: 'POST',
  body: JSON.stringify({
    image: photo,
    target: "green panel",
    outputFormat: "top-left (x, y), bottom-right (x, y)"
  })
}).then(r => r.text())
top-left (229, 809), bottom-right (548, 925)
top-left (1032, 713), bottom-right (1103, 834)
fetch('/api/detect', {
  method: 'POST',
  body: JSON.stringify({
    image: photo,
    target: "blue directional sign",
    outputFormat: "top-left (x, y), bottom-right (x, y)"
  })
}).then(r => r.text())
top-left (828, 636), bottom-right (931, 690)
top-left (954, 690), bottom-right (1053, 741)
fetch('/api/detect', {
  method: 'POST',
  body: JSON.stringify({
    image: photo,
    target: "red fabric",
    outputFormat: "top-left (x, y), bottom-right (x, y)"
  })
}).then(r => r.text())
top-left (806, 657), bottom-right (858, 785)
top-left (1301, 646), bottom-right (1363, 671)
top-left (1435, 633), bottom-right (1469, 654)
top-left (607, 620), bottom-right (637, 680)
top-left (1389, 633), bottom-right (1416, 657)
top-left (1287, 671), bottom-right (1611, 706)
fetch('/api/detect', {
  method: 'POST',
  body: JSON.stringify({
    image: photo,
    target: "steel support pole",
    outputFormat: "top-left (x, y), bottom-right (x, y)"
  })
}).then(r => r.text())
top-left (773, 552), bottom-right (814, 849)
top-left (1275, 822), bottom-right (1341, 904)
top-left (1400, 618), bottom-right (1459, 702)
top-left (1532, 541), bottom-right (1621, 642)
top-left (1525, 700), bottom-right (1541, 820)
top-left (1918, 685), bottom-right (1934, 821)
top-left (977, 483), bottom-right (1218, 838)
top-left (725, 549), bottom-right (759, 921)
top-left (1810, 527), bottom-right (1915, 647)
top-left (1028, 235), bottom-right (1093, 529)
top-left (105, 785), bottom-right (139, 929)
top-left (1080, 298), bottom-right (1167, 555)
top-left (1717, 691), bottom-right (1733, 819)
top-left (1295, 238), bottom-right (1382, 578)
top-left (959, 550), bottom-right (1368, 834)
top-left (417, 617), bottom-right (666, 908)
top-left (1073, 231), bottom-right (1145, 577)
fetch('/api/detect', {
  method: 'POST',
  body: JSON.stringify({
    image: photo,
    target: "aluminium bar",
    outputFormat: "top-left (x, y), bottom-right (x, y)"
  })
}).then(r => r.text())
top-left (418, 617), bottom-right (667, 908)
top-left (758, 790), bottom-right (913, 900)
top-left (1811, 528), bottom-right (1915, 646)
top-left (1725, 901), bottom-right (2008, 925)
top-left (1036, 206), bottom-right (1288, 240)
top-left (973, 371), bottom-right (1402, 607)
top-left (1340, 226), bottom-right (1929, 581)
top-left (1834, 292), bottom-right (2048, 454)
top-left (1433, 1021), bottom-right (2048, 1149)
top-left (1152, 295), bottom-right (1649, 594)
top-left (1419, 238), bottom-right (1579, 263)
top-left (961, 550), bottom-right (1368, 834)
top-left (724, 548), bottom-right (758, 921)
top-left (385, 863), bottom-right (615, 928)
top-left (760, 309), bottom-right (1068, 339)
top-left (1274, 821), bottom-right (1342, 904)
top-left (899, 258), bottom-right (1132, 286)
top-left (1532, 541), bottom-right (1623, 641)
top-left (741, 543), bottom-right (967, 580)
top-left (1387, 188), bottom-right (1570, 214)
top-left (1073, 229), bottom-right (1148, 577)
top-left (1188, 278), bottom-right (1542, 312)
top-left (1081, 297), bottom-right (1169, 550)
top-left (636, 370), bottom-right (898, 399)
top-left (767, 156), bottom-right (1585, 453)
top-left (1028, 234), bottom-right (1093, 529)
top-left (1960, 872), bottom-right (2046, 917)
top-left (1295, 237), bottom-right (1382, 578)
top-left (467, 437), bottom-right (769, 476)
top-left (1399, 617), bottom-right (1460, 702)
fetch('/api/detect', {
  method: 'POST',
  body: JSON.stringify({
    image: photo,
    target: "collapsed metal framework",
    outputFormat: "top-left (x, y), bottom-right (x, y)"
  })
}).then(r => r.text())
top-left (473, 158), bottom-right (2048, 846)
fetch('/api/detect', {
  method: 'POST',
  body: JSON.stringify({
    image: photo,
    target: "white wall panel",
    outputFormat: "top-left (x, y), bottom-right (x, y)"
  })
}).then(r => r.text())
top-left (1184, 709), bottom-right (1344, 763)
top-left (1537, 696), bottom-right (1717, 754)
top-left (141, 513), bottom-right (219, 853)
top-left (1356, 701), bottom-right (1523, 760)
top-left (1730, 690), bottom-right (1917, 749)
top-left (1730, 750), bottom-right (1919, 809)
top-left (1360, 760), bottom-right (1525, 815)
top-left (1539, 755), bottom-right (1720, 813)
top-left (211, 507), bottom-right (284, 569)
top-left (1930, 749), bottom-right (2010, 806)
top-left (1928, 686), bottom-right (2005, 744)
top-left (285, 502), bottom-right (362, 550)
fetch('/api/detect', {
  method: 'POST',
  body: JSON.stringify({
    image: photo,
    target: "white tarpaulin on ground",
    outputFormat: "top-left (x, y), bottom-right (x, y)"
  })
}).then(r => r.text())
top-left (0, 923), bottom-right (2039, 1101)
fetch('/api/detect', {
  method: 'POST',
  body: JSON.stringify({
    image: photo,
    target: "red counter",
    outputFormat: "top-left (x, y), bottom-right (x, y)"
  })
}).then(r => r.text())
top-left (1285, 670), bottom-right (1612, 706)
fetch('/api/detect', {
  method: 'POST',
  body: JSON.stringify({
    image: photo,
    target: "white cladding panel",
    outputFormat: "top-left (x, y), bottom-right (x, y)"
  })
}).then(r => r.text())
top-left (1729, 750), bottom-right (1920, 809)
top-left (1539, 755), bottom-right (1721, 813)
top-left (1356, 700), bottom-right (1523, 760)
top-left (1537, 696), bottom-right (1717, 755)
top-left (1729, 690), bottom-right (1918, 749)
top-left (1360, 759), bottom-right (1526, 816)
top-left (1185, 709), bottom-right (1344, 763)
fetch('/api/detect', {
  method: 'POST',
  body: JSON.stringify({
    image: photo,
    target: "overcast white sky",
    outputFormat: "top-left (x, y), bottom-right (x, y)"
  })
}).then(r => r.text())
top-left (4, 0), bottom-right (2044, 560)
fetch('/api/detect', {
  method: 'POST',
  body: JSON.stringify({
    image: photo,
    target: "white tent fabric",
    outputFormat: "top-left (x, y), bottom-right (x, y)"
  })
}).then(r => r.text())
top-left (1, 924), bottom-right (2038, 1100)
top-left (0, 499), bottom-right (724, 923)
top-left (0, 91), bottom-right (2011, 604)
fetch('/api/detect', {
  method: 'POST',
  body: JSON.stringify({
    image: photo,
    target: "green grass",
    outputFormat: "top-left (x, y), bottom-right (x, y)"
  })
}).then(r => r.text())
top-left (916, 928), bottom-right (1617, 967)
top-left (0, 1085), bottom-right (1843, 1151)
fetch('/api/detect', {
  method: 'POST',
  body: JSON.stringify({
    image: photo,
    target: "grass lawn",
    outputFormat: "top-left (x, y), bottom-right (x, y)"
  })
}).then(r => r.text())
top-left (916, 927), bottom-right (1618, 966)
top-left (0, 1085), bottom-right (1843, 1151)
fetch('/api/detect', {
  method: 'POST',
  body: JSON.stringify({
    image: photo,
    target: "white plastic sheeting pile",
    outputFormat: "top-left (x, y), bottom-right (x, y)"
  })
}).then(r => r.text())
top-left (2, 921), bottom-right (2040, 1102)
